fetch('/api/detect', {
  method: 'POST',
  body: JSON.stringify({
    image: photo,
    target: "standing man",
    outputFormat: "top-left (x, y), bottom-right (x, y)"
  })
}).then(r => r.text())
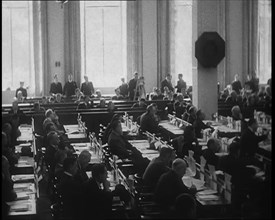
top-left (119, 77), bottom-right (129, 98)
top-left (175, 73), bottom-right (187, 93)
top-left (50, 74), bottom-right (63, 96)
top-left (128, 72), bottom-right (139, 101)
top-left (15, 81), bottom-right (27, 98)
top-left (80, 75), bottom-right (94, 96)
top-left (161, 74), bottom-right (174, 93)
top-left (231, 74), bottom-right (242, 95)
top-left (63, 74), bottom-right (78, 98)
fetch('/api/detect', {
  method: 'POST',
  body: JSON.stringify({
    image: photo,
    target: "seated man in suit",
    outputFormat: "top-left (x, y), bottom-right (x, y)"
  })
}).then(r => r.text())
top-left (80, 163), bottom-right (113, 219)
top-left (2, 156), bottom-right (17, 218)
top-left (154, 158), bottom-right (197, 210)
top-left (15, 81), bottom-right (27, 98)
top-left (240, 118), bottom-right (268, 166)
top-left (161, 74), bottom-right (174, 94)
top-left (75, 150), bottom-right (91, 184)
top-left (108, 120), bottom-right (150, 175)
top-left (142, 146), bottom-right (175, 189)
top-left (57, 157), bottom-right (81, 220)
top-left (131, 98), bottom-right (148, 109)
top-left (140, 103), bottom-right (160, 135)
top-left (193, 109), bottom-right (213, 139)
top-left (50, 74), bottom-right (63, 96)
top-left (201, 138), bottom-right (221, 169)
top-left (45, 131), bottom-right (60, 173)
top-left (54, 149), bottom-right (68, 181)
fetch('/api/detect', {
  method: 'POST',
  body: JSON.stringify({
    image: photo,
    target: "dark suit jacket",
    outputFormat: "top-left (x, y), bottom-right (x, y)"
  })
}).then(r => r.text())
top-left (219, 155), bottom-right (255, 187)
top-left (108, 130), bottom-right (149, 175)
top-left (63, 81), bottom-right (77, 97)
top-left (81, 178), bottom-right (113, 219)
top-left (142, 157), bottom-right (170, 188)
top-left (231, 80), bottom-right (242, 94)
top-left (161, 79), bottom-right (174, 93)
top-left (154, 170), bottom-right (193, 208)
top-left (119, 83), bottom-right (129, 97)
top-left (57, 172), bottom-right (82, 219)
top-left (175, 79), bottom-right (187, 93)
top-left (74, 162), bottom-right (89, 184)
top-left (50, 82), bottom-right (62, 94)
top-left (108, 130), bottom-right (132, 159)
top-left (15, 87), bottom-right (27, 97)
top-left (193, 118), bottom-right (212, 138)
top-left (128, 78), bottom-right (137, 100)
top-left (45, 145), bottom-right (58, 171)
top-left (240, 128), bottom-right (267, 159)
top-left (81, 82), bottom-right (94, 96)
top-left (201, 148), bottom-right (219, 169)
top-left (140, 112), bottom-right (159, 134)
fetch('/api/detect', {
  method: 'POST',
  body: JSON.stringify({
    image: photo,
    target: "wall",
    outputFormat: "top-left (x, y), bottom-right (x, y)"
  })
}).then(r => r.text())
top-left (46, 1), bottom-right (65, 94)
top-left (141, 0), bottom-right (158, 94)
top-left (225, 0), bottom-right (244, 86)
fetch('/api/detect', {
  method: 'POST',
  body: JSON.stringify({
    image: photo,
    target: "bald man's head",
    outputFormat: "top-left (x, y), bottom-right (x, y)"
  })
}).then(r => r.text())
top-left (172, 158), bottom-right (187, 178)
top-left (78, 150), bottom-right (91, 169)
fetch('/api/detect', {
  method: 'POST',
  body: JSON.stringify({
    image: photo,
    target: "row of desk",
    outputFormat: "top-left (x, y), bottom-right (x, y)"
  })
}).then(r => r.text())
top-left (8, 123), bottom-right (38, 219)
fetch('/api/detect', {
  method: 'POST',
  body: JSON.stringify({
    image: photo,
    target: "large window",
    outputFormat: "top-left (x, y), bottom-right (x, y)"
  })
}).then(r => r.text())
top-left (80, 1), bottom-right (127, 92)
top-left (170, 0), bottom-right (193, 87)
top-left (257, 0), bottom-right (271, 84)
top-left (2, 1), bottom-right (35, 94)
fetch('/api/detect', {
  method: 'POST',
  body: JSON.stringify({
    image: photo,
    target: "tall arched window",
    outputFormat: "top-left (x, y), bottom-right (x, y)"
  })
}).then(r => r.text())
top-left (257, 0), bottom-right (271, 84)
top-left (170, 0), bottom-right (193, 87)
top-left (2, 1), bottom-right (35, 94)
top-left (80, 1), bottom-right (127, 94)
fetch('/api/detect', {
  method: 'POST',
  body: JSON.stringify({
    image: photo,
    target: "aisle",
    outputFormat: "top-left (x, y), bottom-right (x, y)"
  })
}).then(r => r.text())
top-left (36, 179), bottom-right (53, 220)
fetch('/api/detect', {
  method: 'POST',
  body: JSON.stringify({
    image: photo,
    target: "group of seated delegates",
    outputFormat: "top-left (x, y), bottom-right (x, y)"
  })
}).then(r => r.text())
top-left (58, 159), bottom-right (115, 219)
top-left (220, 74), bottom-right (272, 116)
top-left (107, 119), bottom-right (150, 175)
top-left (54, 153), bottom-right (128, 219)
top-left (34, 107), bottom-right (116, 219)
top-left (2, 103), bottom-right (25, 217)
top-left (219, 140), bottom-right (269, 214)
top-left (131, 98), bottom-right (148, 109)
top-left (2, 155), bottom-right (17, 218)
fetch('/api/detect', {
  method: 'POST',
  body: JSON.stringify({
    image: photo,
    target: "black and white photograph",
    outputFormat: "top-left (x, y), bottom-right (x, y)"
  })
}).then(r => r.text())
top-left (2, 0), bottom-right (271, 219)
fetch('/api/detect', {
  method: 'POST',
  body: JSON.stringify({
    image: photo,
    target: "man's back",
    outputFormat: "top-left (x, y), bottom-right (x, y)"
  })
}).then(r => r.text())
top-left (142, 157), bottom-right (170, 188)
top-left (57, 173), bottom-right (81, 219)
top-left (108, 130), bottom-right (131, 159)
top-left (140, 112), bottom-right (159, 134)
top-left (154, 170), bottom-right (190, 208)
top-left (240, 128), bottom-right (266, 158)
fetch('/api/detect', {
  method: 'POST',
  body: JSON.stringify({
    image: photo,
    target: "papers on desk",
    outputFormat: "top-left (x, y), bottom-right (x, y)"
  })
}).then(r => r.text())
top-left (246, 165), bottom-right (261, 173)
top-left (197, 189), bottom-right (217, 196)
top-left (140, 149), bottom-right (159, 154)
top-left (16, 192), bottom-right (30, 201)
top-left (182, 176), bottom-right (205, 191)
top-left (215, 152), bottom-right (228, 157)
top-left (143, 154), bottom-right (159, 161)
top-left (12, 174), bottom-right (34, 182)
top-left (67, 133), bottom-right (86, 139)
top-left (71, 143), bottom-right (89, 148)
top-left (9, 203), bottom-right (30, 212)
top-left (197, 194), bottom-right (219, 201)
